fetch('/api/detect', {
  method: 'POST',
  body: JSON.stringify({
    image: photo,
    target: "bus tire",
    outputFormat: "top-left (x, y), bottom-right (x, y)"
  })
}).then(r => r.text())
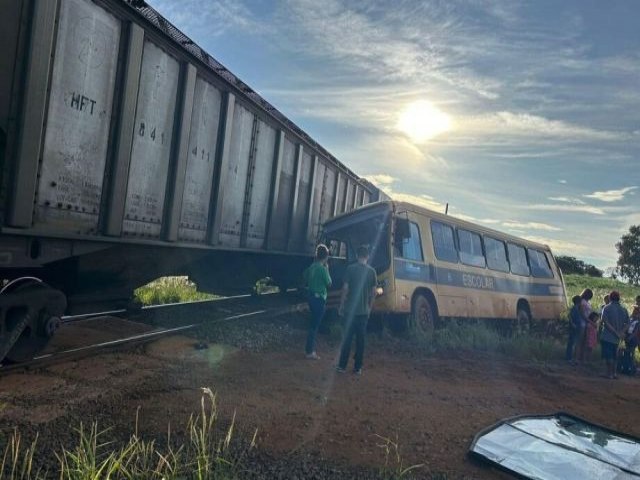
top-left (410, 293), bottom-right (436, 337)
top-left (514, 306), bottom-right (531, 336)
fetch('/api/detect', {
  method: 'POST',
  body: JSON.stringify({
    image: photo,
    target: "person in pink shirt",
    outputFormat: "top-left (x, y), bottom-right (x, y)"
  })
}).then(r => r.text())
top-left (584, 311), bottom-right (599, 362)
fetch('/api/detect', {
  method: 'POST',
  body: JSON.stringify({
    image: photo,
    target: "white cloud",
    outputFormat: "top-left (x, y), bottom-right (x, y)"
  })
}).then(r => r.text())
top-left (361, 174), bottom-right (447, 212)
top-left (364, 174), bottom-right (397, 186)
top-left (460, 111), bottom-right (624, 141)
top-left (584, 186), bottom-right (638, 202)
top-left (279, 0), bottom-right (501, 100)
top-left (547, 196), bottom-right (586, 205)
top-left (151, 0), bottom-right (261, 36)
top-left (502, 221), bottom-right (561, 232)
top-left (522, 235), bottom-right (589, 255)
top-left (526, 204), bottom-right (606, 215)
top-left (558, 180), bottom-right (568, 184)
top-left (448, 213), bottom-right (501, 228)
top-left (390, 192), bottom-right (447, 213)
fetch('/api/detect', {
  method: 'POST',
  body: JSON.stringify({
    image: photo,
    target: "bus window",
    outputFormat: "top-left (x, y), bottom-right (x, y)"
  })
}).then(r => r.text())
top-left (528, 248), bottom-right (553, 278)
top-left (431, 221), bottom-right (458, 263)
top-left (508, 243), bottom-right (530, 276)
top-left (458, 229), bottom-right (485, 268)
top-left (395, 221), bottom-right (424, 262)
top-left (485, 236), bottom-right (509, 272)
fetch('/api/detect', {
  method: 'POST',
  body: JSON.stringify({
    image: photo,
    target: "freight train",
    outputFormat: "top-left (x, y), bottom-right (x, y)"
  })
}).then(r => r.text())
top-left (0, 0), bottom-right (386, 362)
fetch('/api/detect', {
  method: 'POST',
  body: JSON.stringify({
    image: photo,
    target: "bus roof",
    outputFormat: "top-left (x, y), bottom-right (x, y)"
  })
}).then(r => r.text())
top-left (326, 200), bottom-right (554, 252)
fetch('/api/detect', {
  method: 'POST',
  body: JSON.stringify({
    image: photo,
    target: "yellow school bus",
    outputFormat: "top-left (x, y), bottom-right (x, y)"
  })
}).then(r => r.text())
top-left (321, 200), bottom-right (567, 332)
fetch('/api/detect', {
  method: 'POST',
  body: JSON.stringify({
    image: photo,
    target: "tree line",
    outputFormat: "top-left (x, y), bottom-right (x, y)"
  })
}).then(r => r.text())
top-left (556, 225), bottom-right (640, 285)
top-left (556, 256), bottom-right (603, 277)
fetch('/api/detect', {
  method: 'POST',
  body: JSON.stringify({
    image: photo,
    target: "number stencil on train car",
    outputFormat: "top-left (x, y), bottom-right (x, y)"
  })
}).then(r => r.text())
top-left (245, 120), bottom-right (277, 249)
top-left (123, 40), bottom-right (180, 238)
top-left (36, 0), bottom-right (121, 232)
top-left (308, 160), bottom-right (327, 248)
top-left (289, 151), bottom-right (313, 250)
top-left (178, 76), bottom-right (222, 242)
top-left (267, 137), bottom-right (296, 251)
top-left (218, 103), bottom-right (254, 247)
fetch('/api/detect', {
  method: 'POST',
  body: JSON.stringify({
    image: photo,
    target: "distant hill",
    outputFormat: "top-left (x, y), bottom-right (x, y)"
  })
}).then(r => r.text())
top-left (563, 274), bottom-right (639, 308)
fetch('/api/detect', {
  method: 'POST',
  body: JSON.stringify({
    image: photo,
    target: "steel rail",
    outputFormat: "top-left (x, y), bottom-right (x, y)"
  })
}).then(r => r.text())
top-left (59, 293), bottom-right (258, 324)
top-left (0, 299), bottom-right (305, 375)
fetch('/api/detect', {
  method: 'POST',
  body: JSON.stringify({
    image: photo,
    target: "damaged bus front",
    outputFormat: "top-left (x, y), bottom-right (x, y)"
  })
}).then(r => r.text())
top-left (320, 202), bottom-right (400, 318)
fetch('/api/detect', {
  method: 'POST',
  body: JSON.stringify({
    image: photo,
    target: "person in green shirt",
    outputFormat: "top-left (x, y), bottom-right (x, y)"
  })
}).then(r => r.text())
top-left (337, 245), bottom-right (377, 375)
top-left (303, 244), bottom-right (332, 359)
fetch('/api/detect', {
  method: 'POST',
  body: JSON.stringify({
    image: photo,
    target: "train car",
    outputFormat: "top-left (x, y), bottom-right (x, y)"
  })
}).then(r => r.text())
top-left (0, 0), bottom-right (380, 362)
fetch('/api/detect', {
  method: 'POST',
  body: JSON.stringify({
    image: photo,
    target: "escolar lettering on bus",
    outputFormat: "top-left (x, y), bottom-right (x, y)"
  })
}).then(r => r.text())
top-left (462, 273), bottom-right (495, 290)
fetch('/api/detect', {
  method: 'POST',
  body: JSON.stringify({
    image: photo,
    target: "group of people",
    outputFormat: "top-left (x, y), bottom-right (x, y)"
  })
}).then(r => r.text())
top-left (302, 244), bottom-right (377, 375)
top-left (566, 288), bottom-right (640, 379)
top-left (304, 245), bottom-right (640, 381)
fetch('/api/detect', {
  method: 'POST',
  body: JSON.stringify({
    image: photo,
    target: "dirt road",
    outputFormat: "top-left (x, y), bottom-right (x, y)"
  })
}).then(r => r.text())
top-left (1, 315), bottom-right (639, 478)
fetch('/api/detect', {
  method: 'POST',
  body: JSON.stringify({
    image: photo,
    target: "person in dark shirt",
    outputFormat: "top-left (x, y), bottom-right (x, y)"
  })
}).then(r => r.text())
top-left (600, 290), bottom-right (629, 379)
top-left (565, 295), bottom-right (582, 364)
top-left (336, 245), bottom-right (377, 375)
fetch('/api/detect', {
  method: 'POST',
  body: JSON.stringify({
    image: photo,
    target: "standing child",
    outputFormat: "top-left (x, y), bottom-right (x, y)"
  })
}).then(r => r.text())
top-left (584, 312), bottom-right (599, 363)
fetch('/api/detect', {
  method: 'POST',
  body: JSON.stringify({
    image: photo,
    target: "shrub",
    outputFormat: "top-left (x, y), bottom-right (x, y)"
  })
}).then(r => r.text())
top-left (134, 277), bottom-right (217, 306)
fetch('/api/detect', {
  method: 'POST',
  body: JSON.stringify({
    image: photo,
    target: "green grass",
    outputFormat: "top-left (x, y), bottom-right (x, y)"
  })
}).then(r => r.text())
top-left (422, 321), bottom-right (563, 362)
top-left (134, 277), bottom-right (218, 306)
top-left (403, 273), bottom-right (640, 363)
top-left (563, 274), bottom-right (640, 308)
top-left (2, 389), bottom-right (254, 480)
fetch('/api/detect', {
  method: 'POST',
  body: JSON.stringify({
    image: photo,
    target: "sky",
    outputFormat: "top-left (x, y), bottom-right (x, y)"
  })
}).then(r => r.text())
top-left (150, 0), bottom-right (639, 271)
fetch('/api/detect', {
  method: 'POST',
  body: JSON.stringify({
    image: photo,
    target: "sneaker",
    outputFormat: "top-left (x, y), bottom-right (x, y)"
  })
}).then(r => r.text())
top-left (353, 369), bottom-right (362, 375)
top-left (335, 366), bottom-right (346, 373)
top-left (305, 352), bottom-right (321, 360)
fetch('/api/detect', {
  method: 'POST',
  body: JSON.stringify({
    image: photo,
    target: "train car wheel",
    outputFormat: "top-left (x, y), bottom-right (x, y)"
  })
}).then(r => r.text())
top-left (3, 309), bottom-right (49, 363)
top-left (1, 278), bottom-right (66, 364)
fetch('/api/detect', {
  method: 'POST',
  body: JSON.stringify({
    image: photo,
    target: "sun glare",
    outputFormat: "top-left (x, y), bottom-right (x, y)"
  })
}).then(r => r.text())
top-left (397, 100), bottom-right (452, 143)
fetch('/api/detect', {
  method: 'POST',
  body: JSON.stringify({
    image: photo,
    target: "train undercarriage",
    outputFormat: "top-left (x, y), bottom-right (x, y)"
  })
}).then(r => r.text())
top-left (0, 234), bottom-right (311, 364)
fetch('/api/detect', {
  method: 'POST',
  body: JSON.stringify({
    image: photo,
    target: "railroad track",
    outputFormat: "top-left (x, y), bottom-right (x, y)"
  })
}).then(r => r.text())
top-left (0, 293), bottom-right (306, 375)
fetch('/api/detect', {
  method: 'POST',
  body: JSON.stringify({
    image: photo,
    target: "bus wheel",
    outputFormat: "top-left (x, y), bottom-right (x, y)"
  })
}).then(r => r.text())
top-left (513, 307), bottom-right (531, 336)
top-left (410, 294), bottom-right (436, 337)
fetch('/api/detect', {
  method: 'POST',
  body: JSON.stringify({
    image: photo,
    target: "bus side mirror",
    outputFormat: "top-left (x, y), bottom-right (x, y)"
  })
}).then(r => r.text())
top-left (395, 218), bottom-right (411, 240)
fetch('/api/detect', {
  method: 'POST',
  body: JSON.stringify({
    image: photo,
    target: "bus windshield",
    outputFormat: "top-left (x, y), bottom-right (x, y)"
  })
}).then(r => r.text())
top-left (322, 210), bottom-right (391, 274)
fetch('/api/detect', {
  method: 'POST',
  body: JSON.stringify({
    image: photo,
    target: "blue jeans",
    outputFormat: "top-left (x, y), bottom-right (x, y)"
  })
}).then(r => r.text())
top-left (622, 338), bottom-right (638, 373)
top-left (565, 326), bottom-right (578, 361)
top-left (305, 295), bottom-right (325, 354)
top-left (338, 314), bottom-right (369, 371)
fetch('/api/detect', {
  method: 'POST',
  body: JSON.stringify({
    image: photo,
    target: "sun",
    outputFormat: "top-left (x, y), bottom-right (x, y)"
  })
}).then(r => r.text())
top-left (397, 100), bottom-right (452, 143)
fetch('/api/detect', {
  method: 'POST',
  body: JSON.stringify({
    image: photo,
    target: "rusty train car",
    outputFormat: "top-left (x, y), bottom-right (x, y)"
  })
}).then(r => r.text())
top-left (0, 0), bottom-right (385, 362)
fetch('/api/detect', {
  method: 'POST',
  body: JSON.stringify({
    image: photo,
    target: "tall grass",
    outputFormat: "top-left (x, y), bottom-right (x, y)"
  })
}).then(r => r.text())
top-left (375, 433), bottom-right (424, 479)
top-left (2, 389), bottom-right (255, 480)
top-left (564, 274), bottom-right (640, 308)
top-left (134, 277), bottom-right (217, 306)
top-left (1, 432), bottom-right (40, 480)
